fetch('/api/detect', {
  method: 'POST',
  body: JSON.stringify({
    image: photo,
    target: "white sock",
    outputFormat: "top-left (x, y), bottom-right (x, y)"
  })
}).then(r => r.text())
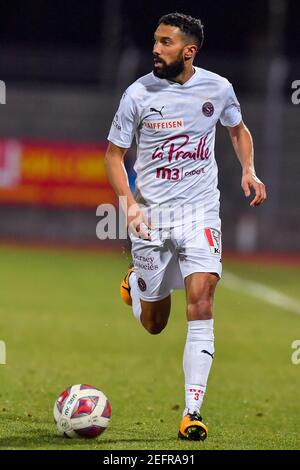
top-left (129, 272), bottom-right (142, 322)
top-left (183, 319), bottom-right (214, 415)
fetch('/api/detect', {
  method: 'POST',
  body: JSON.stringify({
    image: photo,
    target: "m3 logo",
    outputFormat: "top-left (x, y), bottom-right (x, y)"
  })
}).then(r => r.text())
top-left (156, 167), bottom-right (181, 181)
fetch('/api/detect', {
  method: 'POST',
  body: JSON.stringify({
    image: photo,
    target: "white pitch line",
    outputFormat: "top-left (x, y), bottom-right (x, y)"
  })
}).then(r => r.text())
top-left (222, 270), bottom-right (300, 316)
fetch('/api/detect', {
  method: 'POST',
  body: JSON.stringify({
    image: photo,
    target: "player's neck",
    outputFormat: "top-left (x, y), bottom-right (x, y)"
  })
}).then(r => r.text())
top-left (168, 66), bottom-right (196, 85)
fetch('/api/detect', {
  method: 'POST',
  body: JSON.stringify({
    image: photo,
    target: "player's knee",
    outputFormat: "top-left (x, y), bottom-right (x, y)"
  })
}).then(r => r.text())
top-left (187, 299), bottom-right (213, 321)
top-left (143, 319), bottom-right (167, 335)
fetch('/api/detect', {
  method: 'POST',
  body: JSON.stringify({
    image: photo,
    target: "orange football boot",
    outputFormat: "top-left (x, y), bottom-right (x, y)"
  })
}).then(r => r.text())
top-left (178, 412), bottom-right (208, 441)
top-left (120, 265), bottom-right (135, 306)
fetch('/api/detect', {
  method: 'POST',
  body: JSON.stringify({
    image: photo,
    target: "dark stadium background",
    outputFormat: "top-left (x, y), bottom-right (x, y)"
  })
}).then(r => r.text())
top-left (0, 0), bottom-right (299, 254)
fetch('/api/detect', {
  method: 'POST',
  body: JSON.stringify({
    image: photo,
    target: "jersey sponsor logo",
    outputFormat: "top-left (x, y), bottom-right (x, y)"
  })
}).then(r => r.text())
top-left (156, 167), bottom-right (181, 181)
top-left (184, 167), bottom-right (205, 177)
top-left (135, 261), bottom-right (158, 271)
top-left (202, 101), bottom-right (214, 117)
top-left (152, 134), bottom-right (211, 163)
top-left (143, 119), bottom-right (184, 131)
top-left (133, 254), bottom-right (158, 271)
top-left (204, 228), bottom-right (221, 255)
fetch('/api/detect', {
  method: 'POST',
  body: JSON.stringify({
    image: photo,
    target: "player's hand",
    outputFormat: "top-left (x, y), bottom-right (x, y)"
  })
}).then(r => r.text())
top-left (241, 171), bottom-right (267, 207)
top-left (127, 203), bottom-right (152, 240)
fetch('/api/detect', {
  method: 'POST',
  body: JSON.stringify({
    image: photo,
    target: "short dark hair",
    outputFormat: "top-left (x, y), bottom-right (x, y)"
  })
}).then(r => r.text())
top-left (158, 12), bottom-right (204, 53)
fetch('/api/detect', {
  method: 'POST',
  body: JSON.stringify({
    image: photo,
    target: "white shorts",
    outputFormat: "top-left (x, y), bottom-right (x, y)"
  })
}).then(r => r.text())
top-left (130, 223), bottom-right (222, 302)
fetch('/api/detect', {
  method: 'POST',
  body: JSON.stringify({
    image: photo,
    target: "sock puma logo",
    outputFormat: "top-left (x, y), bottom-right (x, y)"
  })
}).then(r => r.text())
top-left (201, 350), bottom-right (214, 359)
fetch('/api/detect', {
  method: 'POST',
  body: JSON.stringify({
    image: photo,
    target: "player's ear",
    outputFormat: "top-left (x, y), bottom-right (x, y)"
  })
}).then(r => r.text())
top-left (184, 44), bottom-right (197, 60)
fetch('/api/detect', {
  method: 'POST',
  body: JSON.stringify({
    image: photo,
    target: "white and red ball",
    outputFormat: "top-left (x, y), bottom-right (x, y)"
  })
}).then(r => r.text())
top-left (53, 384), bottom-right (111, 438)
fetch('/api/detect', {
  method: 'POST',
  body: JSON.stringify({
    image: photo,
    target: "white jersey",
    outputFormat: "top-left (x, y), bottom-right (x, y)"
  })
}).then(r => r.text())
top-left (108, 66), bottom-right (242, 228)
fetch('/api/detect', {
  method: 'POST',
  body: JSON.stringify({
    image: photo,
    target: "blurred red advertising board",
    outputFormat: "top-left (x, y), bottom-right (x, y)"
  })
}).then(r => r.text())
top-left (0, 139), bottom-right (116, 208)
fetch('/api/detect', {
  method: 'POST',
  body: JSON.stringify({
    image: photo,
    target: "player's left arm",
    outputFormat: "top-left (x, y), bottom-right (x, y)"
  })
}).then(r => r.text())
top-left (227, 121), bottom-right (267, 207)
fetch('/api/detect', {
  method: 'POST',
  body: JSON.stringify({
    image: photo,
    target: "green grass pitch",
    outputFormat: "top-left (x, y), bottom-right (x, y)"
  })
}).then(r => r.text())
top-left (0, 245), bottom-right (299, 450)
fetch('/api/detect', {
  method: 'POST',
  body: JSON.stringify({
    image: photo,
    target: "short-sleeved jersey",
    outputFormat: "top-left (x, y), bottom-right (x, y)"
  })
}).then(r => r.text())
top-left (108, 66), bottom-right (242, 228)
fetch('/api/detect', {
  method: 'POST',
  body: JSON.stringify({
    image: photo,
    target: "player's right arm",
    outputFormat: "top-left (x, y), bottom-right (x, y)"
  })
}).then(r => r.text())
top-left (105, 141), bottom-right (150, 240)
top-left (105, 85), bottom-right (151, 240)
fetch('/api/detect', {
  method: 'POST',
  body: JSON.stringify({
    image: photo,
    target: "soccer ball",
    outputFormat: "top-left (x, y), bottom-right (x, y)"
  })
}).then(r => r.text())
top-left (53, 384), bottom-right (111, 438)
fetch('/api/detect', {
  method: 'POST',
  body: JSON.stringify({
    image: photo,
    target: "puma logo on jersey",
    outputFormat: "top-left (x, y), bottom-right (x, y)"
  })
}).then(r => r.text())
top-left (143, 106), bottom-right (165, 121)
top-left (150, 106), bottom-right (165, 118)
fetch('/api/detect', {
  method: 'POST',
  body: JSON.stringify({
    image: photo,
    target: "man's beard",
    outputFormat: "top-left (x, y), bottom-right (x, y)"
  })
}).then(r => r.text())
top-left (153, 55), bottom-right (185, 80)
